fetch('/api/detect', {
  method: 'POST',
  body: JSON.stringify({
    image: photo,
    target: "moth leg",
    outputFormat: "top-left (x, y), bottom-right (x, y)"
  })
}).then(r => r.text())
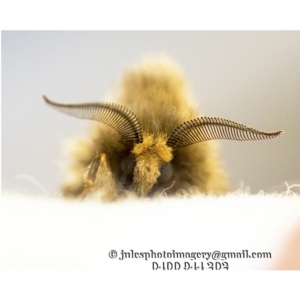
top-left (81, 153), bottom-right (118, 201)
top-left (81, 153), bottom-right (101, 199)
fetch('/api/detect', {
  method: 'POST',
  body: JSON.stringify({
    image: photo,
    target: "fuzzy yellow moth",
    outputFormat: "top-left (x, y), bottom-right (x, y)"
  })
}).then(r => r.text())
top-left (43, 57), bottom-right (283, 200)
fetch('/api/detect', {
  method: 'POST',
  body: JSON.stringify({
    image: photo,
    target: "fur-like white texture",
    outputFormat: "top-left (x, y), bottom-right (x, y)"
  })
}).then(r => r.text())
top-left (1, 192), bottom-right (299, 270)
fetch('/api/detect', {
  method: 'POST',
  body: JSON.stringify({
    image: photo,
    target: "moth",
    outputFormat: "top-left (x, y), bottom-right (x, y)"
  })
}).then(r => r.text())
top-left (43, 57), bottom-right (283, 201)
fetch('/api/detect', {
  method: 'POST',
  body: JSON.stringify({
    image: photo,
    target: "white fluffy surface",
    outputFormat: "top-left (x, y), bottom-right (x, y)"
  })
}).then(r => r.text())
top-left (1, 191), bottom-right (300, 270)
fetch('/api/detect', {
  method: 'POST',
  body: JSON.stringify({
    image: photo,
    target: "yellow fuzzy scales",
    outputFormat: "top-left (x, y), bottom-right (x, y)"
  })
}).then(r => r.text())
top-left (132, 134), bottom-right (173, 162)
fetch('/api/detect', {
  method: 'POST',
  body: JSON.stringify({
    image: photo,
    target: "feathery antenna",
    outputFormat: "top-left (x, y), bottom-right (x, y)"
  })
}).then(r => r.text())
top-left (167, 117), bottom-right (283, 148)
top-left (43, 95), bottom-right (143, 143)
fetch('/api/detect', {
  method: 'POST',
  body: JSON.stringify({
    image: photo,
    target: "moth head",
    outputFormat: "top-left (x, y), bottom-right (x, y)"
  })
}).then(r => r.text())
top-left (43, 95), bottom-right (283, 197)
